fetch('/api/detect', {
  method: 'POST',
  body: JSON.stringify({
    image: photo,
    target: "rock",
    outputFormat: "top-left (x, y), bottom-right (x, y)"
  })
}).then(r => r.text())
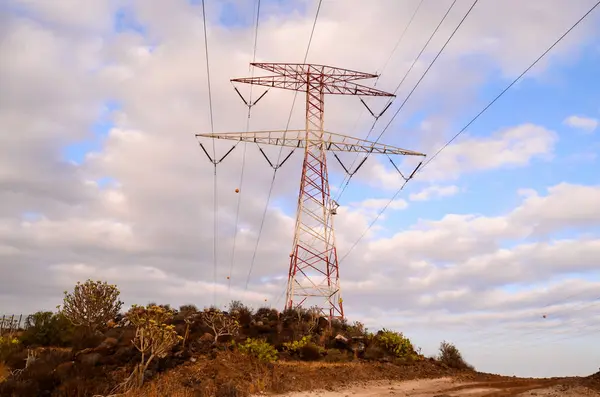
top-left (54, 361), bottom-right (75, 380)
top-left (335, 334), bottom-right (349, 343)
top-left (97, 337), bottom-right (118, 351)
top-left (78, 352), bottom-right (102, 366)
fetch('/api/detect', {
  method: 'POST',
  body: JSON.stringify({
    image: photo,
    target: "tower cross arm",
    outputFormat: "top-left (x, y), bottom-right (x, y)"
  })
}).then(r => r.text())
top-left (196, 130), bottom-right (426, 157)
top-left (232, 75), bottom-right (395, 97)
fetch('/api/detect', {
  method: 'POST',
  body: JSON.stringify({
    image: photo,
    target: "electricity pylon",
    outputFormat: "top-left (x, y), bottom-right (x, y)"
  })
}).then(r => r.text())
top-left (197, 63), bottom-right (425, 321)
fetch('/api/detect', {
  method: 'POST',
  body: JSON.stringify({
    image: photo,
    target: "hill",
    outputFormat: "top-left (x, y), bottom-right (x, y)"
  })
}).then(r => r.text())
top-left (0, 279), bottom-right (598, 396)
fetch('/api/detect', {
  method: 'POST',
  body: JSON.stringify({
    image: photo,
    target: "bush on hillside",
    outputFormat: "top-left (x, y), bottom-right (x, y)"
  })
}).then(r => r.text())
top-left (0, 335), bottom-right (21, 362)
top-left (438, 341), bottom-right (474, 370)
top-left (228, 300), bottom-right (253, 326)
top-left (59, 279), bottom-right (123, 333)
top-left (20, 311), bottom-right (74, 347)
top-left (235, 338), bottom-right (278, 363)
top-left (122, 304), bottom-right (183, 390)
top-left (376, 329), bottom-right (416, 359)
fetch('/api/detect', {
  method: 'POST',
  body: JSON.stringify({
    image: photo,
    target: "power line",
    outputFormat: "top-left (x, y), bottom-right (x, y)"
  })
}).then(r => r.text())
top-left (423, 0), bottom-right (600, 170)
top-left (336, 0), bottom-right (425, 179)
top-left (335, 0), bottom-right (469, 203)
top-left (375, 0), bottom-right (425, 86)
top-left (201, 0), bottom-right (217, 305)
top-left (245, 0), bottom-right (324, 290)
top-left (339, 0), bottom-right (600, 265)
top-left (228, 0), bottom-right (262, 297)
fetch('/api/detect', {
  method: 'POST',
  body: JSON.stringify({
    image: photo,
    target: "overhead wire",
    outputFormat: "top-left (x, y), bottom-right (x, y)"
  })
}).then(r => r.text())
top-left (375, 0), bottom-right (426, 87)
top-left (275, 0), bottom-right (470, 306)
top-left (228, 0), bottom-right (262, 298)
top-left (334, 0), bottom-right (467, 203)
top-left (245, 0), bottom-right (324, 291)
top-left (339, 0), bottom-right (600, 264)
top-left (201, 0), bottom-right (217, 305)
top-left (335, 0), bottom-right (425, 187)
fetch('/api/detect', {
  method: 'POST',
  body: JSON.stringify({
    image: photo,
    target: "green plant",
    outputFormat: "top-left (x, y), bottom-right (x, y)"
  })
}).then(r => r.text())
top-left (376, 329), bottom-right (415, 358)
top-left (228, 300), bottom-right (253, 325)
top-left (20, 311), bottom-right (74, 347)
top-left (119, 304), bottom-right (183, 391)
top-left (0, 336), bottom-right (19, 346)
top-left (201, 309), bottom-right (240, 344)
top-left (235, 338), bottom-right (278, 363)
top-left (438, 341), bottom-right (474, 370)
top-left (59, 279), bottom-right (123, 332)
top-left (0, 335), bottom-right (21, 362)
top-left (283, 335), bottom-right (311, 353)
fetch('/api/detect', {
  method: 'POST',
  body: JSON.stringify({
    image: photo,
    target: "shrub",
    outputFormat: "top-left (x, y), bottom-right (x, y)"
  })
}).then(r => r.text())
top-left (235, 338), bottom-right (278, 363)
top-left (298, 343), bottom-right (322, 361)
top-left (20, 311), bottom-right (74, 347)
top-left (282, 335), bottom-right (311, 353)
top-left (121, 304), bottom-right (183, 390)
top-left (323, 349), bottom-right (353, 362)
top-left (201, 309), bottom-right (240, 344)
top-left (178, 304), bottom-right (198, 316)
top-left (438, 341), bottom-right (474, 370)
top-left (345, 321), bottom-right (370, 338)
top-left (376, 329), bottom-right (416, 359)
top-left (59, 279), bottom-right (123, 332)
top-left (228, 300), bottom-right (253, 325)
top-left (0, 335), bottom-right (21, 361)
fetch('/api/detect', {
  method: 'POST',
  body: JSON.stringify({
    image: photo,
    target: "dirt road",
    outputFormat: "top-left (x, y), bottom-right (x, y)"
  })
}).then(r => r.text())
top-left (271, 377), bottom-right (600, 397)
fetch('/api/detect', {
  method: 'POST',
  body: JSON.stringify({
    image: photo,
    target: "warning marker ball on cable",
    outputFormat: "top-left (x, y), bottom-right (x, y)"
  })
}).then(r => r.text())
top-left (235, 188), bottom-right (240, 193)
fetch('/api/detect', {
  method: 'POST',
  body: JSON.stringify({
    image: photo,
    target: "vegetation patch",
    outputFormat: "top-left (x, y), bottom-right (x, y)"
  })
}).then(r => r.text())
top-left (0, 278), bottom-right (481, 396)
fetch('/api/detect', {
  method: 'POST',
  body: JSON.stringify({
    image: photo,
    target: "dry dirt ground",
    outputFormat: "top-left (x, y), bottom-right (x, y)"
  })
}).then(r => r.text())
top-left (270, 377), bottom-right (600, 397)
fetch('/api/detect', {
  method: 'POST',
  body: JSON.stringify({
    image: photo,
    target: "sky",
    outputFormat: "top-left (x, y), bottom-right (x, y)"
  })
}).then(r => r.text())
top-left (1, 0), bottom-right (600, 378)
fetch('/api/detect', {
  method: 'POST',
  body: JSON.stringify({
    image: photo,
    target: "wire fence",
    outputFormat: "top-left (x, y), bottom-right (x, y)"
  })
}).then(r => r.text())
top-left (0, 314), bottom-right (30, 336)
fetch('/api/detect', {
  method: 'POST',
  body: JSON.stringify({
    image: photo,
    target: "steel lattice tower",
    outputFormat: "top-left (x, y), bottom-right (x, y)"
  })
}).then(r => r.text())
top-left (197, 63), bottom-right (425, 321)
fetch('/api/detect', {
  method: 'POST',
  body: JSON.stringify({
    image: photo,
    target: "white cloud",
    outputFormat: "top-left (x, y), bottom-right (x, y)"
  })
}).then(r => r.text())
top-left (366, 123), bottom-right (557, 188)
top-left (353, 198), bottom-right (409, 211)
top-left (1, 0), bottom-right (600, 378)
top-left (409, 185), bottom-right (459, 201)
top-left (563, 115), bottom-right (598, 133)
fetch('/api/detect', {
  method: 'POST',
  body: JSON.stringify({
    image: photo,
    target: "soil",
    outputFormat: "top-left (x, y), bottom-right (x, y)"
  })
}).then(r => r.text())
top-left (268, 377), bottom-right (600, 397)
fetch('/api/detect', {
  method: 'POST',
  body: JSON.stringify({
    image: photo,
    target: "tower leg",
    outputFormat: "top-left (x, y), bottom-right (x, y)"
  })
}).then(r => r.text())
top-left (285, 70), bottom-right (343, 322)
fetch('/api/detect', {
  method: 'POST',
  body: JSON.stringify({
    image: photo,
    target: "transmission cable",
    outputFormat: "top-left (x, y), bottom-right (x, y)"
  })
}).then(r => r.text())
top-left (339, 0), bottom-right (600, 265)
top-left (335, 0), bottom-right (470, 203)
top-left (375, 0), bottom-right (426, 87)
top-left (338, 0), bottom-right (424, 176)
top-left (245, 0), bottom-right (323, 290)
top-left (200, 0), bottom-right (217, 305)
top-left (228, 0), bottom-right (262, 297)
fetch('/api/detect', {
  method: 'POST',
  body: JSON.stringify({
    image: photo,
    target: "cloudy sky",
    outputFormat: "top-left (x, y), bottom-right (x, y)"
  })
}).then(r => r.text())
top-left (1, 0), bottom-right (600, 378)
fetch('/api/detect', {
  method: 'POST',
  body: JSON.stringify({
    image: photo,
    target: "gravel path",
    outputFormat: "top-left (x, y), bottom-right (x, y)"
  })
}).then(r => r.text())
top-left (268, 377), bottom-right (600, 397)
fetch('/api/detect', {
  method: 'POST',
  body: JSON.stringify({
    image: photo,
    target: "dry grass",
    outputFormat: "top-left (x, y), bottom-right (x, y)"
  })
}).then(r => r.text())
top-left (126, 352), bottom-right (465, 397)
top-left (0, 362), bottom-right (9, 383)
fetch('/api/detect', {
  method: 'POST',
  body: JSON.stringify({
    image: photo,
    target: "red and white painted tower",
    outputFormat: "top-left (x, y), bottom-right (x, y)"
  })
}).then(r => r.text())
top-left (197, 63), bottom-right (425, 321)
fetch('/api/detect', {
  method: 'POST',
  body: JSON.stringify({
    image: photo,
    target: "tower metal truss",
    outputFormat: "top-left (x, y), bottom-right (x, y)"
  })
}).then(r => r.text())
top-left (197, 63), bottom-right (425, 321)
